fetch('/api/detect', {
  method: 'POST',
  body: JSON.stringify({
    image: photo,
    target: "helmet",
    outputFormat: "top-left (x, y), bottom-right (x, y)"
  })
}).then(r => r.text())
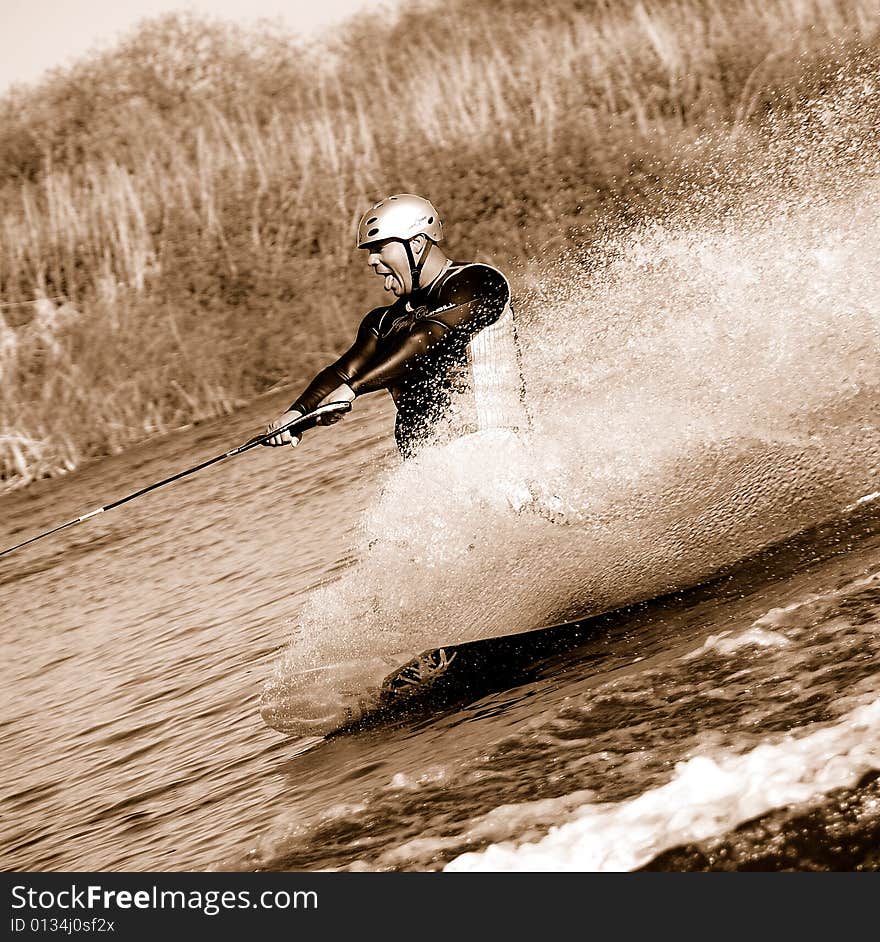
top-left (357, 194), bottom-right (443, 248)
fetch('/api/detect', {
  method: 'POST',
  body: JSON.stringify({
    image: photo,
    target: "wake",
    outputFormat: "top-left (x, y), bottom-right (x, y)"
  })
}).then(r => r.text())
top-left (261, 76), bottom-right (880, 735)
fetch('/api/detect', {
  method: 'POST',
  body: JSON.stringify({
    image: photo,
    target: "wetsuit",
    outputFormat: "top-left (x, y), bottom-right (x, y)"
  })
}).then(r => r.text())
top-left (290, 262), bottom-right (528, 457)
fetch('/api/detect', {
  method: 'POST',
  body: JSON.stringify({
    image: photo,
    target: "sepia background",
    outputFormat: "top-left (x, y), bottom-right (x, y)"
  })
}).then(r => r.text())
top-left (2, 0), bottom-right (879, 873)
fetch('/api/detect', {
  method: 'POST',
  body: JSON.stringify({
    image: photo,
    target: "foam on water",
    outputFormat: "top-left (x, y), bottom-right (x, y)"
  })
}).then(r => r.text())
top-left (444, 696), bottom-right (880, 871)
top-left (261, 73), bottom-right (880, 734)
top-left (684, 626), bottom-right (792, 658)
top-left (416, 568), bottom-right (880, 870)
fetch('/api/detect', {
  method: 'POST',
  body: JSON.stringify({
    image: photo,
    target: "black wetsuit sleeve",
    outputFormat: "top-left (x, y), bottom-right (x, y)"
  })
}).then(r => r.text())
top-left (434, 266), bottom-right (509, 335)
top-left (288, 311), bottom-right (383, 413)
top-left (348, 267), bottom-right (510, 395)
top-left (349, 322), bottom-right (448, 394)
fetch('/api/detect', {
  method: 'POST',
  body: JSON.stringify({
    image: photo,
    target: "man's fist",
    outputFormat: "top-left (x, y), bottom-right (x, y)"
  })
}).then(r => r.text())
top-left (264, 409), bottom-right (304, 447)
top-left (316, 385), bottom-right (356, 425)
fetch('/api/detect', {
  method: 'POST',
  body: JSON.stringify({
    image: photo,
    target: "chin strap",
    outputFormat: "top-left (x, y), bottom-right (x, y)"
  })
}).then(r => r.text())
top-left (402, 237), bottom-right (432, 293)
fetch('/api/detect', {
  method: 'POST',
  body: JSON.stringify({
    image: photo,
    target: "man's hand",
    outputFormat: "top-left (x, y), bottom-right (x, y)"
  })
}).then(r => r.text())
top-left (264, 409), bottom-right (304, 447)
top-left (316, 384), bottom-right (356, 425)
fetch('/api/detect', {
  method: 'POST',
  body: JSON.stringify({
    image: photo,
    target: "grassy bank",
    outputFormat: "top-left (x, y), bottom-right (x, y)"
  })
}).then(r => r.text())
top-left (1, 0), bottom-right (878, 485)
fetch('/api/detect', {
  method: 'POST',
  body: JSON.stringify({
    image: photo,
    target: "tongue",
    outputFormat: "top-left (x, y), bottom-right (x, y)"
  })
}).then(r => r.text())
top-left (384, 274), bottom-right (395, 292)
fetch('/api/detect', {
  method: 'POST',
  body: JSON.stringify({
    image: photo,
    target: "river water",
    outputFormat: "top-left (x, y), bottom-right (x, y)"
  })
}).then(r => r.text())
top-left (1, 389), bottom-right (878, 872)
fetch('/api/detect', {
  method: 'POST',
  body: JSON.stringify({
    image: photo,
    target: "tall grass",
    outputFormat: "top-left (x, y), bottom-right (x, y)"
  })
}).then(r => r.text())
top-left (1, 0), bottom-right (878, 485)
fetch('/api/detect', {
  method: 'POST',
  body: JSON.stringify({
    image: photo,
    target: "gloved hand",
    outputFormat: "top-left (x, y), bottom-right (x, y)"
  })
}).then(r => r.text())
top-left (264, 409), bottom-right (304, 447)
top-left (316, 384), bottom-right (356, 425)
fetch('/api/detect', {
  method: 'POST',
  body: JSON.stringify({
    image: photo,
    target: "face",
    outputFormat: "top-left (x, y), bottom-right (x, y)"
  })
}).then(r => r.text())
top-left (364, 238), bottom-right (419, 297)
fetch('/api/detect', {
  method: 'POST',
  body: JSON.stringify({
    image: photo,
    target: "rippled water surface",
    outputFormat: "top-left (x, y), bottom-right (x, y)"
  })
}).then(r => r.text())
top-left (1, 396), bottom-right (396, 870)
top-left (1, 390), bottom-right (878, 872)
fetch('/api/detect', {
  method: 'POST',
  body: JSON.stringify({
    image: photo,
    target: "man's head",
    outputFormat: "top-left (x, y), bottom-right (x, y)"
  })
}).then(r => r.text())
top-left (357, 194), bottom-right (443, 297)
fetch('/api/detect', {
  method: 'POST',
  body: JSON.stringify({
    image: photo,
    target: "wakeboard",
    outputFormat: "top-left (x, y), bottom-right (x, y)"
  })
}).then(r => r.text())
top-left (330, 614), bottom-right (604, 735)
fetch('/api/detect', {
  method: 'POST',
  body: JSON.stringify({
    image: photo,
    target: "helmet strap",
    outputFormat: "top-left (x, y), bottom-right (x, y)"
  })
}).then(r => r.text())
top-left (402, 237), bottom-right (430, 294)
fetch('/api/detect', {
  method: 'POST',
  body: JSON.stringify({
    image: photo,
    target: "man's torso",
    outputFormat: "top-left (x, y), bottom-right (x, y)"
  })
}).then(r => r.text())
top-left (365, 262), bottom-right (528, 454)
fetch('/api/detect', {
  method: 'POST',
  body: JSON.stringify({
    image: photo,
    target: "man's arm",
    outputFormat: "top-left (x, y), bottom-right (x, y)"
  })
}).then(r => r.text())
top-left (265, 267), bottom-right (511, 444)
top-left (432, 264), bottom-right (509, 335)
top-left (348, 267), bottom-right (510, 394)
top-left (288, 313), bottom-right (382, 414)
top-left (264, 309), bottom-right (383, 446)
top-left (348, 322), bottom-right (448, 394)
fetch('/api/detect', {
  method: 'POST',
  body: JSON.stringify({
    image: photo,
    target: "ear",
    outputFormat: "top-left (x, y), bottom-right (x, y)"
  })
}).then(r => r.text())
top-left (410, 233), bottom-right (429, 258)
